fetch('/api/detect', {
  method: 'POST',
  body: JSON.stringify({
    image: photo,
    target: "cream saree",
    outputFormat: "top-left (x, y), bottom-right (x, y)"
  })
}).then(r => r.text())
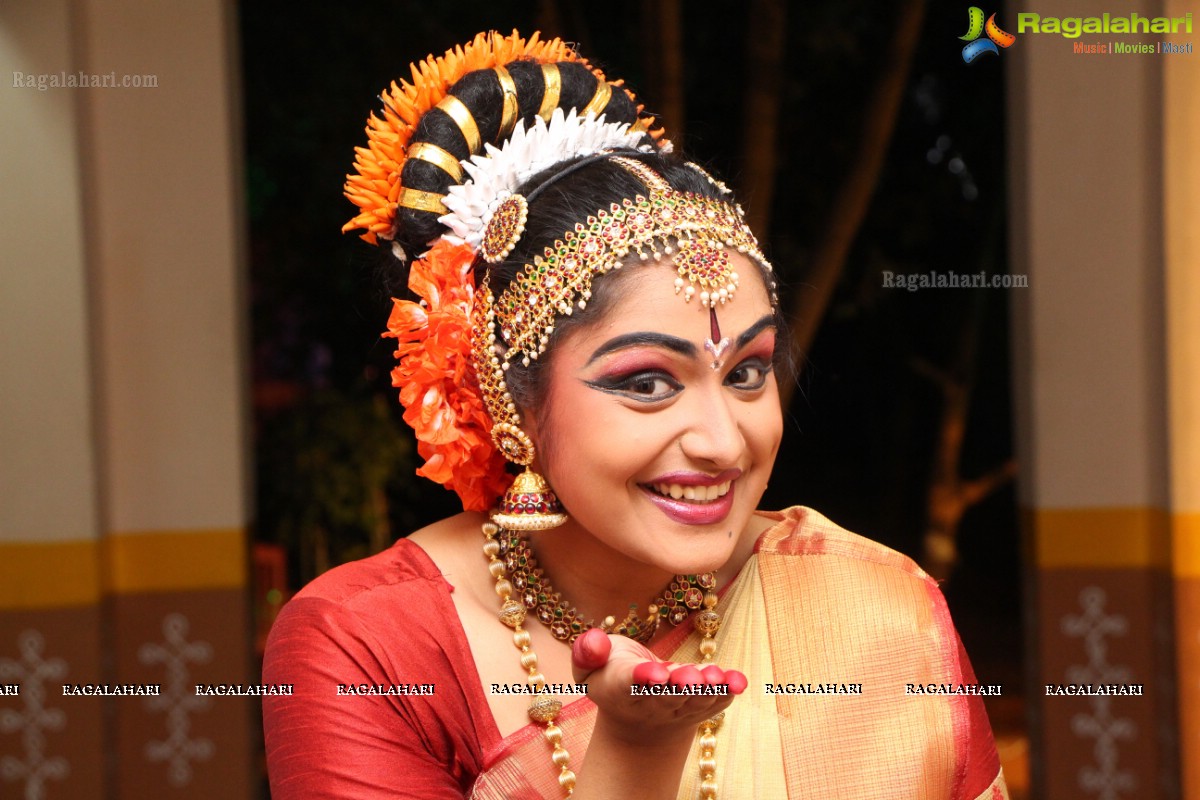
top-left (469, 507), bottom-right (1008, 799)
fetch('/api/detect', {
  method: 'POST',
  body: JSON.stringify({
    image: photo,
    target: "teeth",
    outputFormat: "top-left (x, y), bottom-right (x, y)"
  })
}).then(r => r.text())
top-left (651, 481), bottom-right (732, 503)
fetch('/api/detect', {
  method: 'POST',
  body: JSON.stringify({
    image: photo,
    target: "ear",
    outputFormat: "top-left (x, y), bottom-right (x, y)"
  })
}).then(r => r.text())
top-left (520, 411), bottom-right (546, 471)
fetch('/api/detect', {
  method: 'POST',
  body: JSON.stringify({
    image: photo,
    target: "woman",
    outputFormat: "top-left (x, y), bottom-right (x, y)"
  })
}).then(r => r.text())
top-left (263, 31), bottom-right (1009, 799)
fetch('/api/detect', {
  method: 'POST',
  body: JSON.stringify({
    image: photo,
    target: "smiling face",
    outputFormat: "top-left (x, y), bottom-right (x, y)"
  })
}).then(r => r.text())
top-left (527, 254), bottom-right (783, 576)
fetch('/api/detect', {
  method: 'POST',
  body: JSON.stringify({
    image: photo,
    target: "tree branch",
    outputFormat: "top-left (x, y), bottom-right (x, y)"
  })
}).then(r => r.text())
top-left (779, 0), bottom-right (928, 410)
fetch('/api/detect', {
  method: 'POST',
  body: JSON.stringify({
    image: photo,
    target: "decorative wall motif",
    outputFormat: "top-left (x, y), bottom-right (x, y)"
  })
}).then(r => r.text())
top-left (139, 613), bottom-right (214, 786)
top-left (1061, 587), bottom-right (1136, 798)
top-left (0, 630), bottom-right (69, 800)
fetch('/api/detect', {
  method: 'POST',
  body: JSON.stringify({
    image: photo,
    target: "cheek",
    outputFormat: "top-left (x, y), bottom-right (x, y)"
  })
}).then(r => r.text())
top-left (536, 376), bottom-right (617, 480)
top-left (537, 388), bottom-right (667, 500)
top-left (542, 401), bottom-right (660, 476)
top-left (745, 389), bottom-right (784, 461)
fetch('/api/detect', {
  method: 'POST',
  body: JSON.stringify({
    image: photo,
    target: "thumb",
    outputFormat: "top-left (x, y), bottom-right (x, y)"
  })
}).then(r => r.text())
top-left (571, 628), bottom-right (612, 682)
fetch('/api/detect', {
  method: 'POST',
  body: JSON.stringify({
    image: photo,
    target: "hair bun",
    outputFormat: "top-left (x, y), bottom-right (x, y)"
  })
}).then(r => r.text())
top-left (341, 30), bottom-right (666, 262)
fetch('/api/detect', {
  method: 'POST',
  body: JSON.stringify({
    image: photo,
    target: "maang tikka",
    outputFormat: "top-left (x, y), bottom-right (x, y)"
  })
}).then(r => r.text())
top-left (472, 157), bottom-right (772, 531)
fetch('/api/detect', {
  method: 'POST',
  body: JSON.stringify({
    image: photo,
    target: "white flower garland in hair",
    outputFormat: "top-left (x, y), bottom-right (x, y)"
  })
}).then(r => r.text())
top-left (438, 107), bottom-right (659, 250)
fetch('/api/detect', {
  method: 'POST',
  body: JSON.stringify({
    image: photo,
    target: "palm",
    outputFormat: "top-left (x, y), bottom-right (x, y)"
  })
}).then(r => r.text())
top-left (571, 630), bottom-right (743, 743)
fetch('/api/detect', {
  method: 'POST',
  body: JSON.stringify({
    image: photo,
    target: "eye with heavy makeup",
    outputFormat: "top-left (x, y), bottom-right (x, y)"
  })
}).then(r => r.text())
top-left (580, 316), bottom-right (778, 406)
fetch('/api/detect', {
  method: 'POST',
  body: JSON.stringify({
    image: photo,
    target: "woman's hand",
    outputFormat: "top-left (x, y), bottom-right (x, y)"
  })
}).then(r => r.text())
top-left (567, 628), bottom-right (746, 799)
top-left (570, 628), bottom-right (747, 746)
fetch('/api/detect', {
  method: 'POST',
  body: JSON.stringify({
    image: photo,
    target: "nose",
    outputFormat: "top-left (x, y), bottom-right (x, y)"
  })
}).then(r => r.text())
top-left (679, 387), bottom-right (745, 468)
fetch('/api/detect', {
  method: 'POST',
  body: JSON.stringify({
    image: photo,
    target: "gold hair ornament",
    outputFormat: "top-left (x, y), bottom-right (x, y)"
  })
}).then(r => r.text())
top-left (436, 95), bottom-right (482, 153)
top-left (406, 142), bottom-right (464, 181)
top-left (494, 66), bottom-right (519, 140)
top-left (397, 187), bottom-right (449, 214)
top-left (538, 64), bottom-right (562, 121)
top-left (581, 81), bottom-right (613, 117)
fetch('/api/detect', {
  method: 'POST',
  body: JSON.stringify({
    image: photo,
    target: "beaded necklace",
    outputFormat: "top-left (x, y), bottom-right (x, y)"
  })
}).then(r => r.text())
top-left (481, 521), bottom-right (724, 798)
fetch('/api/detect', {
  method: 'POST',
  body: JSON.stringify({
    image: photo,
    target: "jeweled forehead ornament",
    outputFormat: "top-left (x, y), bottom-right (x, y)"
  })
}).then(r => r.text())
top-left (472, 155), bottom-right (773, 477)
top-left (488, 156), bottom-right (770, 363)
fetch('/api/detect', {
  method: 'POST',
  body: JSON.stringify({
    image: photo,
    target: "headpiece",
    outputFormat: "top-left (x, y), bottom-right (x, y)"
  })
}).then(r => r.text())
top-left (343, 31), bottom-right (661, 249)
top-left (346, 31), bottom-right (771, 524)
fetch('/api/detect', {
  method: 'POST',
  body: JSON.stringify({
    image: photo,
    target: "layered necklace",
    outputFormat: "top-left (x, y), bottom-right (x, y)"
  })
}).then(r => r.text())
top-left (500, 529), bottom-right (717, 643)
top-left (481, 521), bottom-right (725, 798)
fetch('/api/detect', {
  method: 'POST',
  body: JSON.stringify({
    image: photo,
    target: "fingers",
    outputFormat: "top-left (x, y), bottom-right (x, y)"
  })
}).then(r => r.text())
top-left (570, 626), bottom-right (749, 728)
top-left (632, 660), bottom-right (670, 685)
top-left (630, 662), bottom-right (743, 722)
top-left (627, 662), bottom-right (747, 692)
top-left (588, 655), bottom-right (748, 732)
top-left (668, 664), bottom-right (704, 688)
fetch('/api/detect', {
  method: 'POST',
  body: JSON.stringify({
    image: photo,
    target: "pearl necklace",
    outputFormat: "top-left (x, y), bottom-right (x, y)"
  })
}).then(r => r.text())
top-left (481, 521), bottom-right (724, 798)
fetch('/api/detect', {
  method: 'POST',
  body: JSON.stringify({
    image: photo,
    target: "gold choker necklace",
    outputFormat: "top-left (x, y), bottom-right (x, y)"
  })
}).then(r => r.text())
top-left (500, 529), bottom-right (716, 644)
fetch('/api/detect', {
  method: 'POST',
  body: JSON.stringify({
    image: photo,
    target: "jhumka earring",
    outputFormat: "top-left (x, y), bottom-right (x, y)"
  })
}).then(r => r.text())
top-left (490, 430), bottom-right (568, 531)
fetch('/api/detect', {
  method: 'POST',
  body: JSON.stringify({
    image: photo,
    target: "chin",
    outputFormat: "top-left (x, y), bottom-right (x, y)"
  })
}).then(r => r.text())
top-left (640, 506), bottom-right (757, 574)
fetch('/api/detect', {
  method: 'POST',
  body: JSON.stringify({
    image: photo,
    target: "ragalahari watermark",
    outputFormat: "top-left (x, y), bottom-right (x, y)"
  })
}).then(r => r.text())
top-left (12, 71), bottom-right (158, 91)
top-left (882, 270), bottom-right (1028, 292)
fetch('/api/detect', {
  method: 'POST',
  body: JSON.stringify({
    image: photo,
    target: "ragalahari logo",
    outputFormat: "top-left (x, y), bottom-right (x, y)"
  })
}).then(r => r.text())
top-left (960, 7), bottom-right (1016, 62)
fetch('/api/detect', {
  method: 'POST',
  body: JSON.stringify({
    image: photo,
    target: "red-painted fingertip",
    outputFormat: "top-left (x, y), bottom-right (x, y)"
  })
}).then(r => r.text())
top-left (725, 670), bottom-right (748, 695)
top-left (571, 628), bottom-right (611, 671)
top-left (631, 660), bottom-right (670, 686)
top-left (701, 664), bottom-right (725, 686)
top-left (668, 664), bottom-right (704, 687)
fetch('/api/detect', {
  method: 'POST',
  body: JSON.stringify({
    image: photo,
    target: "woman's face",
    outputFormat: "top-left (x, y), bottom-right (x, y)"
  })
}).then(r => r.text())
top-left (530, 254), bottom-right (782, 575)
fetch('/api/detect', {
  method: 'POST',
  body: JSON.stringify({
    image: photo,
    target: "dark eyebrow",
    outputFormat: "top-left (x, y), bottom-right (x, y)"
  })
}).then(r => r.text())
top-left (735, 315), bottom-right (778, 351)
top-left (585, 332), bottom-right (696, 365)
top-left (584, 314), bottom-right (777, 366)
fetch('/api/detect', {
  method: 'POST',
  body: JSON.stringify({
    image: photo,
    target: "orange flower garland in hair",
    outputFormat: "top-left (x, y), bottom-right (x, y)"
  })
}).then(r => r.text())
top-left (383, 240), bottom-right (509, 511)
top-left (351, 30), bottom-right (664, 511)
top-left (342, 29), bottom-right (658, 245)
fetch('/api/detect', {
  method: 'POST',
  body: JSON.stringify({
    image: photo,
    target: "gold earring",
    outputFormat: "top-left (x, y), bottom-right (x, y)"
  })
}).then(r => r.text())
top-left (489, 423), bottom-right (568, 530)
top-left (492, 467), bottom-right (568, 530)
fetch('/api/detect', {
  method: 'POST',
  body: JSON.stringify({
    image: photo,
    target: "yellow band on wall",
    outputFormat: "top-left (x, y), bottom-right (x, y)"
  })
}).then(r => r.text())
top-left (1173, 512), bottom-right (1200, 578)
top-left (0, 541), bottom-right (101, 609)
top-left (1034, 507), bottom-right (1170, 569)
top-left (105, 528), bottom-right (246, 593)
top-left (0, 528), bottom-right (246, 609)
